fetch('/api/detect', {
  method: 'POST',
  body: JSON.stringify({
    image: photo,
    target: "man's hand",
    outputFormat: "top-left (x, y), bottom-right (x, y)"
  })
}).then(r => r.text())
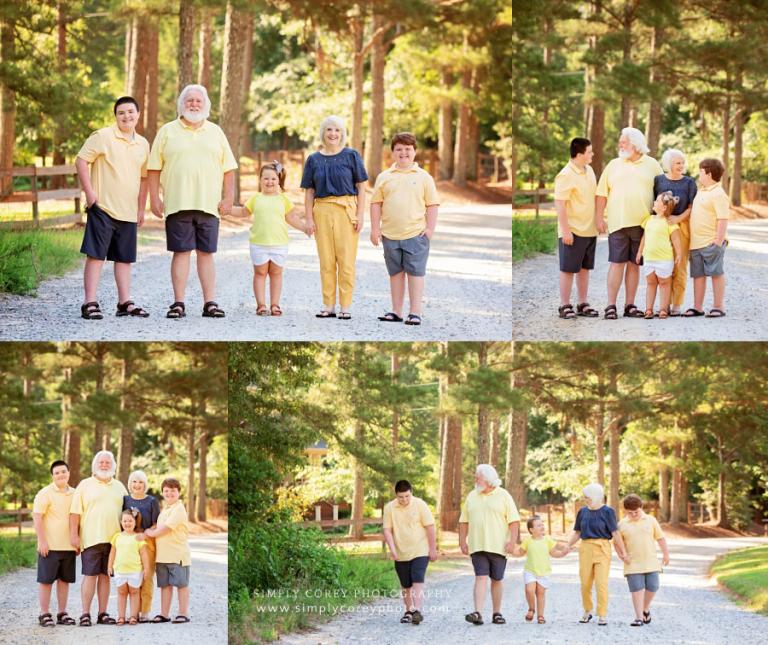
top-left (370, 228), bottom-right (381, 246)
top-left (150, 197), bottom-right (164, 219)
top-left (37, 539), bottom-right (49, 558)
top-left (429, 548), bottom-right (438, 562)
top-left (460, 541), bottom-right (469, 555)
top-left (137, 210), bottom-right (145, 227)
top-left (218, 198), bottom-right (233, 217)
top-left (85, 190), bottom-right (98, 208)
top-left (70, 534), bottom-right (80, 553)
top-left (596, 218), bottom-right (607, 235)
top-left (424, 229), bottom-right (434, 241)
top-left (662, 555), bottom-right (670, 567)
top-left (562, 229), bottom-right (574, 245)
top-left (389, 550), bottom-right (398, 561)
top-left (504, 541), bottom-right (516, 554)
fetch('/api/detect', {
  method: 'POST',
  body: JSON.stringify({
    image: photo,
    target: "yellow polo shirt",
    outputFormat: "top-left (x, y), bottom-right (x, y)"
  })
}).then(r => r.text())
top-left (641, 216), bottom-right (679, 262)
top-left (246, 192), bottom-right (294, 246)
top-left (155, 500), bottom-right (191, 566)
top-left (520, 535), bottom-right (557, 576)
top-left (147, 118), bottom-right (238, 219)
top-left (554, 161), bottom-right (597, 237)
top-left (459, 487), bottom-right (520, 556)
top-left (370, 163), bottom-right (439, 240)
top-left (383, 496), bottom-right (435, 562)
top-left (618, 513), bottom-right (664, 575)
top-left (77, 124), bottom-right (149, 223)
top-left (596, 155), bottom-right (663, 233)
top-left (33, 483), bottom-right (76, 551)
top-left (70, 476), bottom-right (128, 550)
top-left (111, 531), bottom-right (146, 574)
top-left (689, 182), bottom-right (730, 250)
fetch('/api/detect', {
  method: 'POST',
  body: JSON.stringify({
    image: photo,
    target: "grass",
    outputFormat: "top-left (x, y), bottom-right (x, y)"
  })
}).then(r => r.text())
top-left (0, 534), bottom-right (37, 575)
top-left (512, 214), bottom-right (557, 262)
top-left (711, 545), bottom-right (768, 615)
top-left (0, 229), bottom-right (82, 295)
top-left (0, 207), bottom-right (79, 223)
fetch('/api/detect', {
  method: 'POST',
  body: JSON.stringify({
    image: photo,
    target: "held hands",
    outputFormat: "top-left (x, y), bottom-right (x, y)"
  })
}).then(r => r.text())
top-left (305, 218), bottom-right (316, 237)
top-left (504, 540), bottom-right (516, 555)
top-left (218, 198), bottom-right (233, 217)
top-left (674, 253), bottom-right (681, 266)
top-left (37, 539), bottom-right (49, 558)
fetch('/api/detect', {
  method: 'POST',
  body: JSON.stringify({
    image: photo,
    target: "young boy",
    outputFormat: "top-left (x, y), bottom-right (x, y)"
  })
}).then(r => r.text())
top-left (382, 480), bottom-right (437, 625)
top-left (32, 460), bottom-right (77, 627)
top-left (617, 494), bottom-right (670, 626)
top-left (554, 137), bottom-right (598, 319)
top-left (370, 132), bottom-right (439, 326)
top-left (144, 478), bottom-right (191, 623)
top-left (686, 158), bottom-right (730, 318)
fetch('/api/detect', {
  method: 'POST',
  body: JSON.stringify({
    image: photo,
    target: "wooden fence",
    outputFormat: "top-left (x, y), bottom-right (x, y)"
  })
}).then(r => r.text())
top-left (0, 165), bottom-right (82, 230)
top-left (299, 504), bottom-right (385, 546)
top-left (0, 508), bottom-right (32, 537)
top-left (744, 181), bottom-right (768, 202)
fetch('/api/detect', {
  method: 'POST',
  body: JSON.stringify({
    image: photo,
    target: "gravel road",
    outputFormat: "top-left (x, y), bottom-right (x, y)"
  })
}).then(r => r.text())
top-left (512, 219), bottom-right (768, 341)
top-left (0, 204), bottom-right (511, 341)
top-left (280, 537), bottom-right (768, 645)
top-left (0, 533), bottom-right (227, 645)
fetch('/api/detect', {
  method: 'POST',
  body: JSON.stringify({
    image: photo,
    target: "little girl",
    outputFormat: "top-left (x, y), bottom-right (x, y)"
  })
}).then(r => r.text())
top-left (512, 516), bottom-right (570, 624)
top-left (636, 191), bottom-right (682, 319)
top-left (108, 509), bottom-right (149, 625)
top-left (232, 161), bottom-right (308, 316)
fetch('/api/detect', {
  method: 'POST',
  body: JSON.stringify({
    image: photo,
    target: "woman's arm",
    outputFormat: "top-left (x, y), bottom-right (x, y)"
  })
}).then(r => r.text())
top-left (669, 205), bottom-right (692, 225)
top-left (671, 228), bottom-right (682, 264)
top-left (285, 209), bottom-right (308, 233)
top-left (304, 188), bottom-right (316, 236)
top-left (354, 182), bottom-right (366, 232)
top-left (565, 530), bottom-right (581, 549)
top-left (611, 530), bottom-right (628, 561)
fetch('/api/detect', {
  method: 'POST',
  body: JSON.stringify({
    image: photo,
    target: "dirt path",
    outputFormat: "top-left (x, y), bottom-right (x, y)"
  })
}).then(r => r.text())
top-left (281, 537), bottom-right (768, 645)
top-left (0, 533), bottom-right (227, 645)
top-left (512, 219), bottom-right (768, 340)
top-left (0, 203), bottom-right (511, 341)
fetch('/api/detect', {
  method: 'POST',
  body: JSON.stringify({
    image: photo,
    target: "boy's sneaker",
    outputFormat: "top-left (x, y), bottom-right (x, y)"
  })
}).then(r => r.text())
top-left (411, 610), bottom-right (423, 625)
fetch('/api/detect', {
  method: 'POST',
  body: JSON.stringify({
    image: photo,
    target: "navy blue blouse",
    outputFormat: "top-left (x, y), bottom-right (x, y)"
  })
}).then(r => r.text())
top-left (122, 494), bottom-right (161, 531)
top-left (653, 174), bottom-right (697, 216)
top-left (300, 148), bottom-right (368, 198)
top-left (573, 505), bottom-right (618, 539)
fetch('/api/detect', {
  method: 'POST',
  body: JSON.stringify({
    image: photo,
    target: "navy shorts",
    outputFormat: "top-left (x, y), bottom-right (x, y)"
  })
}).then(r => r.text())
top-left (165, 210), bottom-right (219, 253)
top-left (81, 542), bottom-right (111, 576)
top-left (559, 234), bottom-right (597, 273)
top-left (470, 551), bottom-right (507, 581)
top-left (156, 562), bottom-right (190, 588)
top-left (626, 571), bottom-right (660, 592)
top-left (394, 556), bottom-right (429, 589)
top-left (690, 242), bottom-right (726, 277)
top-left (608, 225), bottom-right (643, 265)
top-left (80, 203), bottom-right (137, 263)
top-left (382, 234), bottom-right (430, 277)
top-left (37, 550), bottom-right (76, 584)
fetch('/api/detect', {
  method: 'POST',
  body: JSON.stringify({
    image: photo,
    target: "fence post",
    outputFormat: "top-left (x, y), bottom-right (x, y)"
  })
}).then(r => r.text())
top-left (314, 505), bottom-right (322, 522)
top-left (546, 505), bottom-right (552, 534)
top-left (18, 508), bottom-right (22, 537)
top-left (31, 166), bottom-right (39, 226)
top-left (561, 504), bottom-right (565, 534)
top-left (332, 504), bottom-right (338, 521)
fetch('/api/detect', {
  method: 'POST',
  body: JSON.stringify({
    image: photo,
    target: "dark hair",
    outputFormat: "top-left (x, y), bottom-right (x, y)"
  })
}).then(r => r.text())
top-left (161, 477), bottom-right (181, 492)
top-left (394, 480), bottom-right (412, 493)
top-left (622, 494), bottom-right (643, 511)
top-left (391, 132), bottom-right (417, 150)
top-left (260, 161), bottom-right (286, 191)
top-left (699, 158), bottom-right (724, 182)
top-left (113, 96), bottom-right (140, 115)
top-left (121, 508), bottom-right (142, 530)
top-left (570, 137), bottom-right (591, 158)
top-left (526, 515), bottom-right (542, 532)
top-left (50, 460), bottom-right (69, 474)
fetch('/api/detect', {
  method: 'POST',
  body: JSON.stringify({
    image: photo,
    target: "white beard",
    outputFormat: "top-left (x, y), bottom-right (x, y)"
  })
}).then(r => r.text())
top-left (182, 109), bottom-right (206, 123)
top-left (94, 468), bottom-right (115, 481)
top-left (618, 148), bottom-right (632, 159)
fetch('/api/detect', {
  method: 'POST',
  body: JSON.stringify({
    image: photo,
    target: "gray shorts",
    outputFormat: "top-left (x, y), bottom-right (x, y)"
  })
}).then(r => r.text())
top-left (470, 551), bottom-right (507, 581)
top-left (626, 571), bottom-right (660, 592)
top-left (382, 234), bottom-right (430, 277)
top-left (156, 562), bottom-right (190, 588)
top-left (690, 242), bottom-right (726, 277)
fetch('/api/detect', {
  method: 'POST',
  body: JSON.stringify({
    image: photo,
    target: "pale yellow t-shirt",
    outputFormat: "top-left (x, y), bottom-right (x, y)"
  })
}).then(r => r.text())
top-left (382, 497), bottom-right (435, 562)
top-left (459, 487), bottom-right (520, 556)
top-left (520, 535), bottom-right (557, 576)
top-left (147, 118), bottom-right (238, 219)
top-left (618, 513), bottom-right (664, 574)
top-left (245, 193), bottom-right (294, 246)
top-left (641, 216), bottom-right (679, 262)
top-left (689, 182), bottom-right (730, 250)
top-left (77, 124), bottom-right (149, 222)
top-left (70, 477), bottom-right (128, 550)
top-left (33, 483), bottom-right (76, 551)
top-left (554, 161), bottom-right (597, 237)
top-left (370, 163), bottom-right (439, 240)
top-left (596, 155), bottom-right (663, 233)
top-left (155, 501), bottom-right (191, 566)
top-left (111, 531), bottom-right (146, 574)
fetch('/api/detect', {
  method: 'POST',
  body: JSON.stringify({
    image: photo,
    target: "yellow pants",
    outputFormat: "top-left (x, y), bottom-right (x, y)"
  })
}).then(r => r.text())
top-left (671, 220), bottom-right (690, 308)
top-left (313, 196), bottom-right (359, 310)
top-left (140, 537), bottom-right (156, 614)
top-left (579, 539), bottom-right (612, 616)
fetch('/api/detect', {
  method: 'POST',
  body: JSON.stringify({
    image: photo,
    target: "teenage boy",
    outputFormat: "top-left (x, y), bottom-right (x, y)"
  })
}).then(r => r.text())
top-left (32, 460), bottom-right (77, 628)
top-left (685, 158), bottom-right (730, 318)
top-left (370, 132), bottom-right (439, 326)
top-left (382, 480), bottom-right (438, 625)
top-left (75, 96), bottom-right (150, 320)
top-left (554, 138), bottom-right (598, 319)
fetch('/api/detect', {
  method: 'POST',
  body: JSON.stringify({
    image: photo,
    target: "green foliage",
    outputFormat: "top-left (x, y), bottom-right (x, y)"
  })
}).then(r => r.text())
top-left (0, 230), bottom-right (82, 295)
top-left (511, 218), bottom-right (557, 262)
top-left (712, 546), bottom-right (768, 615)
top-left (0, 535), bottom-right (37, 575)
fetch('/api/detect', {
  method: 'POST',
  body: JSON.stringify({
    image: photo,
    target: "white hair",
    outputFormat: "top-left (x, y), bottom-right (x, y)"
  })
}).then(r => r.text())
top-left (582, 483), bottom-right (605, 506)
top-left (661, 148), bottom-right (686, 172)
top-left (91, 450), bottom-right (116, 475)
top-left (319, 115), bottom-right (347, 148)
top-left (620, 127), bottom-right (649, 155)
top-left (177, 84), bottom-right (211, 120)
top-left (127, 470), bottom-right (148, 491)
top-left (476, 464), bottom-right (502, 488)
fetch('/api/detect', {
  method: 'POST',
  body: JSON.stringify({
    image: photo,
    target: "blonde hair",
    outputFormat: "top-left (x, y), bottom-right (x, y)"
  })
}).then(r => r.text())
top-left (319, 115), bottom-right (347, 148)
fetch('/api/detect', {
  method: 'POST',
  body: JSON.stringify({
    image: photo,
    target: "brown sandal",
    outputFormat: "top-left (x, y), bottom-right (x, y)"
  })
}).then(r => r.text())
top-left (525, 608), bottom-right (534, 622)
top-left (270, 304), bottom-right (283, 316)
top-left (644, 309), bottom-right (654, 319)
top-left (256, 304), bottom-right (269, 316)
top-left (659, 309), bottom-right (669, 319)
top-left (538, 615), bottom-right (546, 624)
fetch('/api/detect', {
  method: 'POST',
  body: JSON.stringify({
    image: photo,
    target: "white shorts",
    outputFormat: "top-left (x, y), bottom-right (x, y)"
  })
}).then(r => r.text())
top-left (644, 259), bottom-right (674, 279)
top-left (114, 571), bottom-right (143, 589)
top-left (250, 244), bottom-right (288, 267)
top-left (523, 570), bottom-right (551, 588)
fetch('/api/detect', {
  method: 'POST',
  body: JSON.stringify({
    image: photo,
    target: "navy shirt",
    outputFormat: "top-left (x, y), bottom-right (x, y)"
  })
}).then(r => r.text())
top-left (123, 494), bottom-right (161, 531)
top-left (300, 148), bottom-right (368, 198)
top-left (573, 505), bottom-right (618, 539)
top-left (653, 174), bottom-right (697, 216)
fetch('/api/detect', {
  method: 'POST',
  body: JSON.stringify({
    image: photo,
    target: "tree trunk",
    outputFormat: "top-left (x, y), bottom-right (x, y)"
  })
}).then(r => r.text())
top-left (438, 70), bottom-right (453, 180)
top-left (197, 8), bottom-right (213, 89)
top-left (476, 343), bottom-right (489, 464)
top-left (585, 1), bottom-right (605, 175)
top-left (349, 420), bottom-right (365, 538)
top-left (144, 24), bottom-right (159, 144)
top-left (669, 442), bottom-right (682, 524)
top-left (124, 21), bottom-right (132, 93)
top-left (679, 444), bottom-right (689, 523)
top-left (128, 15), bottom-right (149, 136)
top-left (93, 344), bottom-right (106, 453)
top-left (451, 64), bottom-right (472, 187)
top-left (52, 3), bottom-right (67, 179)
top-left (721, 93), bottom-right (731, 193)
top-left (593, 398), bottom-right (605, 487)
top-left (730, 106), bottom-right (743, 206)
top-left (489, 417), bottom-right (500, 469)
top-left (196, 429), bottom-right (208, 521)
top-left (239, 16), bottom-right (254, 158)
top-left (716, 439), bottom-right (728, 527)
top-left (186, 424), bottom-right (197, 523)
top-left (117, 356), bottom-right (134, 485)
top-left (437, 343), bottom-right (462, 531)
top-left (391, 352), bottom-right (399, 450)
top-left (658, 445), bottom-right (670, 522)
top-left (505, 369), bottom-right (527, 508)
top-left (364, 12), bottom-right (386, 184)
top-left (177, 0), bottom-right (197, 94)
top-left (619, 11), bottom-right (633, 129)
top-left (645, 23), bottom-right (664, 158)
top-left (608, 417), bottom-right (621, 511)
top-left (62, 366), bottom-right (81, 485)
top-left (349, 16), bottom-right (365, 152)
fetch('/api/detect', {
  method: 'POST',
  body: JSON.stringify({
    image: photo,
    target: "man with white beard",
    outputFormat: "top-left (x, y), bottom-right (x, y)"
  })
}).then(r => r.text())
top-left (69, 450), bottom-right (128, 626)
top-left (147, 84), bottom-right (238, 319)
top-left (459, 464), bottom-right (520, 627)
top-left (595, 128), bottom-right (663, 319)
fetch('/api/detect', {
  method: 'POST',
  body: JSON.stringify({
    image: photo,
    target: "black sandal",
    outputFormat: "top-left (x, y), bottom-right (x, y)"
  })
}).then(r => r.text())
top-left (166, 301), bottom-right (186, 319)
top-left (683, 307), bottom-right (705, 317)
top-left (116, 300), bottom-right (150, 317)
top-left (404, 314), bottom-right (421, 325)
top-left (624, 303), bottom-right (644, 318)
top-left (400, 610), bottom-right (413, 623)
top-left (152, 614), bottom-right (171, 623)
top-left (56, 611), bottom-right (76, 625)
top-left (315, 309), bottom-right (336, 318)
top-left (577, 302), bottom-right (599, 317)
top-left (411, 609), bottom-right (423, 625)
top-left (630, 618), bottom-right (644, 626)
top-left (706, 308), bottom-right (726, 318)
top-left (604, 304), bottom-right (618, 320)
top-left (465, 611), bottom-right (483, 625)
top-left (202, 301), bottom-right (225, 318)
top-left (492, 612), bottom-right (506, 624)
top-left (79, 613), bottom-right (92, 627)
top-left (97, 612), bottom-right (116, 625)
top-left (38, 612), bottom-right (55, 627)
top-left (643, 610), bottom-right (651, 624)
top-left (558, 304), bottom-right (576, 319)
top-left (378, 312), bottom-right (403, 322)
top-left (81, 302), bottom-right (103, 320)
top-left (338, 311), bottom-right (352, 320)
top-left (172, 615), bottom-right (191, 623)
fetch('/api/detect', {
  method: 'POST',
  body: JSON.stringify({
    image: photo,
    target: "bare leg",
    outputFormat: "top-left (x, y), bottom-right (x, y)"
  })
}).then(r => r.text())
top-left (177, 586), bottom-right (190, 616)
top-left (535, 583), bottom-right (546, 618)
top-left (606, 263), bottom-right (625, 306)
top-left (575, 268), bottom-right (590, 303)
top-left (114, 261), bottom-right (132, 305)
top-left (411, 582), bottom-right (425, 611)
top-left (84, 257), bottom-right (105, 303)
top-left (692, 276), bottom-right (706, 311)
top-left (645, 274), bottom-right (658, 312)
top-left (490, 579), bottom-right (503, 614)
top-left (658, 276), bottom-right (672, 313)
top-left (406, 274), bottom-right (425, 316)
top-left (631, 589), bottom-right (644, 620)
top-left (56, 580), bottom-right (69, 614)
top-left (171, 252), bottom-right (191, 302)
top-left (129, 586), bottom-right (140, 619)
top-left (96, 574), bottom-right (110, 614)
top-left (80, 575), bottom-right (97, 615)
top-left (253, 263), bottom-right (268, 307)
top-left (473, 575), bottom-right (487, 613)
top-left (524, 582), bottom-right (536, 611)
top-left (38, 583), bottom-right (53, 614)
top-left (402, 587), bottom-right (413, 612)
top-left (643, 589), bottom-right (656, 612)
top-left (117, 584), bottom-right (128, 620)
top-left (559, 271), bottom-right (575, 305)
top-left (160, 586), bottom-right (172, 617)
top-left (268, 262), bottom-right (284, 306)
top-left (711, 274), bottom-right (726, 310)
top-left (625, 261), bottom-right (640, 306)
top-left (196, 251), bottom-right (216, 302)
top-left (389, 272), bottom-right (406, 316)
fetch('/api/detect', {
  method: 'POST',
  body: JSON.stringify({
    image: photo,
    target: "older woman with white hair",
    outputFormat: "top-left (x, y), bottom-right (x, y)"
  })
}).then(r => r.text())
top-left (565, 483), bottom-right (628, 626)
top-left (654, 149), bottom-right (697, 315)
top-left (122, 470), bottom-right (161, 622)
top-left (301, 116), bottom-right (368, 319)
